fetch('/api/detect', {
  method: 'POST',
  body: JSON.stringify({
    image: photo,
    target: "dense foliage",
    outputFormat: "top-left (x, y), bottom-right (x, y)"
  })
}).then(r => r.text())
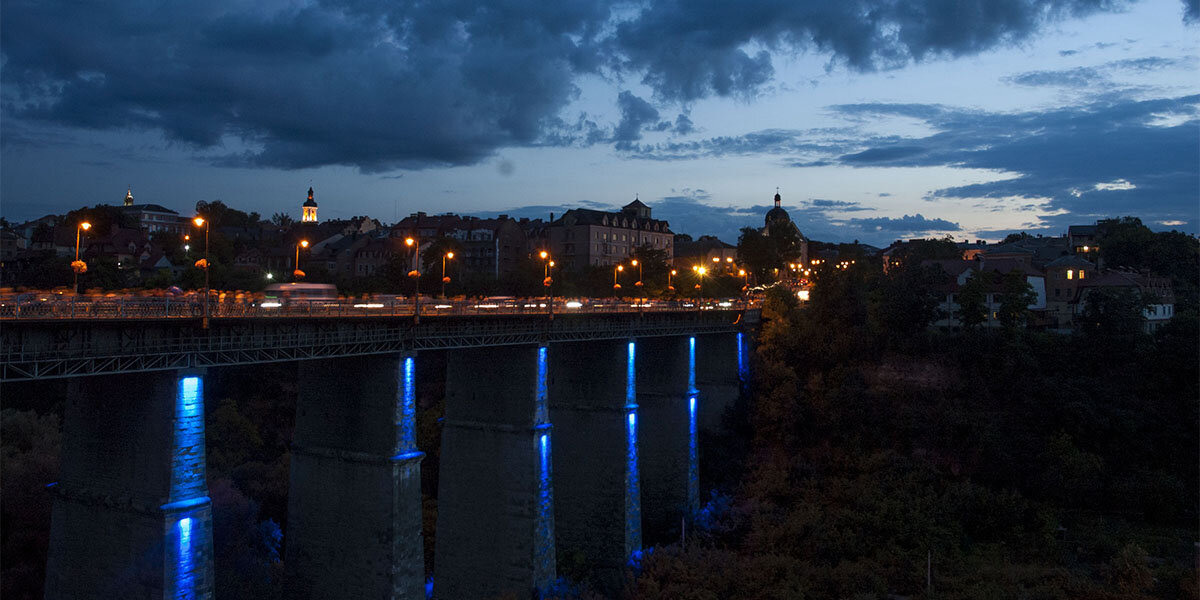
top-left (624, 265), bottom-right (1199, 599)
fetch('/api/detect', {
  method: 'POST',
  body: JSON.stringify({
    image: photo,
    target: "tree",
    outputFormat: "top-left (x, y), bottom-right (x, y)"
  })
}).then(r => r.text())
top-left (270, 213), bottom-right (294, 228)
top-left (996, 270), bottom-right (1037, 329)
top-left (956, 270), bottom-right (990, 328)
top-left (737, 227), bottom-right (775, 280)
top-left (868, 263), bottom-right (942, 344)
top-left (888, 236), bottom-right (961, 269)
top-left (1078, 286), bottom-right (1146, 336)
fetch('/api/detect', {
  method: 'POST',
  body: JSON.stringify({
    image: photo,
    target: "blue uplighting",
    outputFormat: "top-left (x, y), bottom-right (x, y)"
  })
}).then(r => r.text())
top-left (687, 395), bottom-right (699, 515)
top-left (625, 340), bottom-right (642, 555)
top-left (535, 346), bottom-right (549, 425)
top-left (170, 376), bottom-right (205, 503)
top-left (688, 336), bottom-right (697, 395)
top-left (535, 427), bottom-right (555, 587)
top-left (736, 332), bottom-right (748, 381)
top-left (400, 356), bottom-right (417, 453)
top-left (175, 516), bottom-right (195, 599)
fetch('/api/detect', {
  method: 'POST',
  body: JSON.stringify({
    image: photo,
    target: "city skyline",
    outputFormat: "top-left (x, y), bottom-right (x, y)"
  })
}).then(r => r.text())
top-left (2, 0), bottom-right (1197, 246)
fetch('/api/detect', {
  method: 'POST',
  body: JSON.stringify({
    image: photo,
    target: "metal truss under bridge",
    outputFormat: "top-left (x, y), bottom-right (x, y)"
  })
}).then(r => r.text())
top-left (0, 310), bottom-right (759, 381)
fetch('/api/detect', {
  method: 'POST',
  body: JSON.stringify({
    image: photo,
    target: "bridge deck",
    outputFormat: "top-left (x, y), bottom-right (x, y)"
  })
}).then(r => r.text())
top-left (0, 303), bottom-right (758, 381)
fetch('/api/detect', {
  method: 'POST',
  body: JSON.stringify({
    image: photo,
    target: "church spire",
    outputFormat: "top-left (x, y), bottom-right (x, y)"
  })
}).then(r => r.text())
top-left (774, 188), bottom-right (781, 208)
top-left (124, 187), bottom-right (134, 207)
top-left (302, 187), bottom-right (319, 223)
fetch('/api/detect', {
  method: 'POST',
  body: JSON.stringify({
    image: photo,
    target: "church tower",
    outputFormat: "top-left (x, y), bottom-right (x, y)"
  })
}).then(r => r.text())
top-left (302, 187), bottom-right (319, 223)
top-left (124, 188), bottom-right (134, 207)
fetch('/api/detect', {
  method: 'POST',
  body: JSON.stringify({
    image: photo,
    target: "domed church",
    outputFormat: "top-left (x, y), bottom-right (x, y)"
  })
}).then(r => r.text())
top-left (761, 190), bottom-right (809, 267)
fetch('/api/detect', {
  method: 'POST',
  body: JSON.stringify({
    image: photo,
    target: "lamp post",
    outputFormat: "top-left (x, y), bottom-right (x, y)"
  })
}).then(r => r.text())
top-left (406, 237), bottom-right (420, 322)
top-left (694, 265), bottom-right (707, 309)
top-left (631, 258), bottom-right (643, 290)
top-left (72, 221), bottom-right (91, 294)
top-left (613, 264), bottom-right (624, 295)
top-left (668, 269), bottom-right (676, 293)
top-left (192, 216), bottom-right (210, 329)
top-left (441, 251), bottom-right (454, 298)
top-left (540, 250), bottom-right (553, 318)
top-left (739, 268), bottom-right (748, 293)
top-left (294, 239), bottom-right (309, 280)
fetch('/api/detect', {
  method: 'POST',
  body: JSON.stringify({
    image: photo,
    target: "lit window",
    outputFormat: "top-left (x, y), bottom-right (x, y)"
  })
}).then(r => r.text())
top-left (1079, 270), bottom-right (1085, 279)
top-left (1066, 270), bottom-right (1073, 280)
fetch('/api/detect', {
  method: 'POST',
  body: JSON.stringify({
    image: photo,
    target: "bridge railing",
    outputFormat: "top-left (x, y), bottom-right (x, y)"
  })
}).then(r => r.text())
top-left (0, 295), bottom-right (757, 321)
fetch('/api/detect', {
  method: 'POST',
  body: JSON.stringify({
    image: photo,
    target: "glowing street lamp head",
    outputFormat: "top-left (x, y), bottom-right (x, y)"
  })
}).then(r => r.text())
top-left (712, 256), bottom-right (719, 263)
top-left (79, 221), bottom-right (92, 230)
top-left (726, 257), bottom-right (733, 263)
top-left (548, 260), bottom-right (555, 267)
top-left (192, 216), bottom-right (205, 227)
top-left (300, 240), bottom-right (309, 248)
top-left (692, 265), bottom-right (699, 272)
top-left (631, 259), bottom-right (638, 266)
top-left (405, 237), bottom-right (415, 246)
top-left (670, 269), bottom-right (677, 275)
top-left (446, 251), bottom-right (455, 259)
top-left (539, 250), bottom-right (548, 259)
top-left (697, 267), bottom-right (707, 276)
top-left (617, 265), bottom-right (624, 272)
top-left (738, 269), bottom-right (746, 276)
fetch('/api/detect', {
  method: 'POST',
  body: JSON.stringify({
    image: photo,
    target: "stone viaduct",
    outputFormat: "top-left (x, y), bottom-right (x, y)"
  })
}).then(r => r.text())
top-left (2, 306), bottom-right (756, 599)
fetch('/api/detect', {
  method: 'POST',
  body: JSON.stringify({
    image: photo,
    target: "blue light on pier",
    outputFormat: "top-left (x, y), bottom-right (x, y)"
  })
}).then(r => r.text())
top-left (400, 356), bottom-right (417, 453)
top-left (688, 336), bottom-right (697, 395)
top-left (736, 332), bottom-right (748, 381)
top-left (535, 346), bottom-right (549, 425)
top-left (625, 341), bottom-right (642, 554)
top-left (687, 395), bottom-right (698, 515)
top-left (175, 516), bottom-right (195, 599)
top-left (170, 376), bottom-right (206, 502)
top-left (535, 429), bottom-right (554, 581)
top-left (533, 346), bottom-right (555, 587)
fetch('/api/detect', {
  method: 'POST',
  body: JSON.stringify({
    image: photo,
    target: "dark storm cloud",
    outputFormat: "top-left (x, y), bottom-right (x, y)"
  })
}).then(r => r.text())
top-left (613, 91), bottom-right (661, 148)
top-left (1185, 0), bottom-right (1200, 22)
top-left (1004, 56), bottom-right (1184, 88)
top-left (846, 213), bottom-right (960, 232)
top-left (829, 94), bottom-right (1200, 230)
top-left (623, 128), bottom-right (857, 161)
top-left (807, 199), bottom-right (871, 211)
top-left (612, 0), bottom-right (1128, 101)
top-left (1, 0), bottom-right (1141, 171)
top-left (1, 0), bottom-right (615, 170)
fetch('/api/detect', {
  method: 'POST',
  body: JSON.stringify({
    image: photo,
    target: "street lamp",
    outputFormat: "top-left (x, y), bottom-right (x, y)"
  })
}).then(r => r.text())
top-left (406, 237), bottom-right (420, 322)
top-left (613, 264), bottom-right (624, 293)
top-left (668, 269), bottom-right (677, 292)
top-left (72, 221), bottom-right (91, 294)
top-left (441, 251), bottom-right (454, 298)
top-left (738, 268), bottom-right (748, 293)
top-left (294, 239), bottom-right (309, 280)
top-left (192, 216), bottom-right (210, 329)
top-left (631, 258), bottom-right (643, 289)
top-left (695, 265), bottom-right (707, 308)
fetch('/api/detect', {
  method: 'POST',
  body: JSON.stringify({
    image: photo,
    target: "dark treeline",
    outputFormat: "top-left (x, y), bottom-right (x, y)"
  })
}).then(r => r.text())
top-left (620, 261), bottom-right (1199, 598)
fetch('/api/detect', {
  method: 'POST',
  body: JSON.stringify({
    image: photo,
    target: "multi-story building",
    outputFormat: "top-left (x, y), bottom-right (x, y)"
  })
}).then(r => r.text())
top-left (121, 189), bottom-right (187, 235)
top-left (548, 199), bottom-right (673, 272)
top-left (673, 235), bottom-right (738, 272)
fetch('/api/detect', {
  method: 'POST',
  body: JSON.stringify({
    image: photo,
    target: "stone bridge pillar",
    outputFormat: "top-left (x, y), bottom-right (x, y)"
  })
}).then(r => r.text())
top-left (434, 344), bottom-right (555, 599)
top-left (45, 369), bottom-right (214, 600)
top-left (635, 335), bottom-right (699, 547)
top-left (548, 339), bottom-right (640, 591)
top-left (285, 353), bottom-right (425, 600)
top-left (695, 332), bottom-right (742, 435)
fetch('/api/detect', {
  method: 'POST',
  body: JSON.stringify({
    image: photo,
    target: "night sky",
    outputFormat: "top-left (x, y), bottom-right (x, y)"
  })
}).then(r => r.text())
top-left (2, 0), bottom-right (1196, 246)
